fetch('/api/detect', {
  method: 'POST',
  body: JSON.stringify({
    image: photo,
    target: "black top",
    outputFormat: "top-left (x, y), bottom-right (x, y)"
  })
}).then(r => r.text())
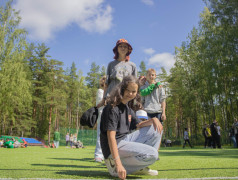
top-left (210, 122), bottom-right (218, 136)
top-left (100, 103), bottom-right (141, 159)
top-left (202, 128), bottom-right (206, 137)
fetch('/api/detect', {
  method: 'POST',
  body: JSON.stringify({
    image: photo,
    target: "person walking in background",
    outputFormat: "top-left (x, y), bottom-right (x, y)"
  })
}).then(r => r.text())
top-left (233, 118), bottom-right (238, 148)
top-left (183, 128), bottom-right (192, 148)
top-left (202, 124), bottom-right (212, 148)
top-left (53, 129), bottom-right (60, 148)
top-left (100, 75), bottom-right (163, 179)
top-left (65, 132), bottom-right (70, 146)
top-left (94, 75), bottom-right (106, 163)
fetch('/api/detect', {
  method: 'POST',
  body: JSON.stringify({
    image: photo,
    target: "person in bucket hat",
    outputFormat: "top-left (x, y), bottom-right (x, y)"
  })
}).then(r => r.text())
top-left (113, 39), bottom-right (133, 62)
top-left (102, 38), bottom-right (137, 100)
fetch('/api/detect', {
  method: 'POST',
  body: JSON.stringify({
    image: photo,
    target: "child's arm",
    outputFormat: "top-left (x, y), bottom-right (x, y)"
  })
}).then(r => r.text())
top-left (137, 117), bottom-right (163, 134)
top-left (140, 82), bottom-right (161, 96)
top-left (107, 130), bottom-right (127, 179)
top-left (161, 101), bottom-right (166, 121)
top-left (97, 84), bottom-right (108, 108)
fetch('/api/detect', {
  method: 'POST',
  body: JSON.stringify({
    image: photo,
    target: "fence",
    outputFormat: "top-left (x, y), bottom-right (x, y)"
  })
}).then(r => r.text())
top-left (56, 127), bottom-right (232, 147)
top-left (59, 128), bottom-right (97, 146)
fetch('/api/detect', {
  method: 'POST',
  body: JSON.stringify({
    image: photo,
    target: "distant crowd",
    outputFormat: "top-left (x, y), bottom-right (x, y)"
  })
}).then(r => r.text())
top-left (0, 138), bottom-right (27, 148)
top-left (47, 131), bottom-right (84, 149)
top-left (202, 118), bottom-right (238, 148)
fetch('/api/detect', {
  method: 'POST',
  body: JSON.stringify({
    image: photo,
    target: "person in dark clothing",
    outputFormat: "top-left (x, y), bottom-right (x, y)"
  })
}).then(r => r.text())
top-left (232, 118), bottom-right (238, 148)
top-left (100, 75), bottom-right (163, 179)
top-left (210, 120), bottom-right (221, 148)
top-left (229, 126), bottom-right (237, 148)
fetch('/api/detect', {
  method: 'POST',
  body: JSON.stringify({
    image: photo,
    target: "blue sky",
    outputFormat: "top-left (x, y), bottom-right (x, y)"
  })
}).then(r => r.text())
top-left (10, 0), bottom-right (206, 76)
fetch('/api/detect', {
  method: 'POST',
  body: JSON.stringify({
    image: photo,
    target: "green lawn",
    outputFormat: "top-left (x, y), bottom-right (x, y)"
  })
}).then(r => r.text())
top-left (0, 146), bottom-right (238, 179)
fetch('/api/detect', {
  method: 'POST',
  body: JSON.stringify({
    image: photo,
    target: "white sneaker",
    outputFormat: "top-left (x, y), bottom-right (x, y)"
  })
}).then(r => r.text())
top-left (133, 167), bottom-right (158, 176)
top-left (104, 158), bottom-right (118, 177)
top-left (95, 157), bottom-right (103, 163)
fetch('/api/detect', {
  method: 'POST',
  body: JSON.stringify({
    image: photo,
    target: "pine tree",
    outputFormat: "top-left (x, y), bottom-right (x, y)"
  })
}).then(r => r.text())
top-left (0, 0), bottom-right (32, 135)
top-left (138, 61), bottom-right (147, 77)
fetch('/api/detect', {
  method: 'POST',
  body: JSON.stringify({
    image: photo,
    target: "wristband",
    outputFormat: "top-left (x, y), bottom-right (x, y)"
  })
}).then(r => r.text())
top-left (156, 82), bottom-right (161, 87)
top-left (113, 156), bottom-right (120, 161)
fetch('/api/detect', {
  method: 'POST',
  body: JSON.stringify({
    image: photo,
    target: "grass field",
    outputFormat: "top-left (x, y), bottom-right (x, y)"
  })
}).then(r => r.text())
top-left (0, 146), bottom-right (238, 179)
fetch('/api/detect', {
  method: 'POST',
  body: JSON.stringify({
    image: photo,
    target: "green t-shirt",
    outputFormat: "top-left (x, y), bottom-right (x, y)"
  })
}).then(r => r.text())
top-left (4, 141), bottom-right (14, 148)
top-left (54, 131), bottom-right (60, 141)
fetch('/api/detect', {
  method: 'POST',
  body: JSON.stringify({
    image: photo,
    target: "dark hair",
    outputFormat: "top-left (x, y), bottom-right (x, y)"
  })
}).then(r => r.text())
top-left (106, 75), bottom-right (142, 111)
top-left (113, 39), bottom-right (133, 62)
top-left (113, 46), bottom-right (132, 62)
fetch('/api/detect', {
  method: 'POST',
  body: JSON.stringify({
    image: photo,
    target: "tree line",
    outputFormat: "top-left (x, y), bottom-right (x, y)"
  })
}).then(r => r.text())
top-left (165, 0), bottom-right (238, 144)
top-left (0, 0), bottom-right (237, 144)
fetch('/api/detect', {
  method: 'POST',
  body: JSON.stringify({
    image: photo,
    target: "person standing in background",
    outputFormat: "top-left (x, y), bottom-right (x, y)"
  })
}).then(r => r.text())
top-left (65, 132), bottom-right (70, 146)
top-left (53, 129), bottom-right (60, 148)
top-left (70, 134), bottom-right (73, 148)
top-left (140, 68), bottom-right (166, 123)
top-left (233, 118), bottom-right (238, 148)
top-left (203, 124), bottom-right (212, 148)
top-left (94, 75), bottom-right (106, 163)
top-left (210, 119), bottom-right (221, 148)
top-left (103, 39), bottom-right (137, 100)
top-left (215, 122), bottom-right (222, 148)
top-left (229, 125), bottom-right (237, 148)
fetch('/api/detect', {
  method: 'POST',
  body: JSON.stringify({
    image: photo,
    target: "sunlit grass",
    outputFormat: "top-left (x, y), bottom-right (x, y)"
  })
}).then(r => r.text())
top-left (0, 146), bottom-right (237, 179)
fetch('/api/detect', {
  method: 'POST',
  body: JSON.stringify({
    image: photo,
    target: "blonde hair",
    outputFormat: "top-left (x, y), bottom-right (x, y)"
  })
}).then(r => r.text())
top-left (99, 75), bottom-right (106, 88)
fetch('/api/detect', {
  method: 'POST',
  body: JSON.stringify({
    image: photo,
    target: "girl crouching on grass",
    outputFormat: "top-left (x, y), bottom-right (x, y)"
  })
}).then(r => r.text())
top-left (100, 75), bottom-right (163, 179)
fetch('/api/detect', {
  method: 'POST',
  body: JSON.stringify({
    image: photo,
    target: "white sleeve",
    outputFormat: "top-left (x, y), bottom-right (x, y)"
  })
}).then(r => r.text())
top-left (96, 89), bottom-right (104, 106)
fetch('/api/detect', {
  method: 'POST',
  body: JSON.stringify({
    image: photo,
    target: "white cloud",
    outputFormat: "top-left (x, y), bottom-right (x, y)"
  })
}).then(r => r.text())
top-left (143, 48), bottom-right (155, 55)
top-left (148, 52), bottom-right (175, 73)
top-left (13, 0), bottom-right (113, 41)
top-left (141, 0), bottom-right (154, 6)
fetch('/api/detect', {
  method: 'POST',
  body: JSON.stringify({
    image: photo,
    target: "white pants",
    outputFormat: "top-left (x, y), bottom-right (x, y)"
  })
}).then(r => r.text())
top-left (109, 125), bottom-right (163, 174)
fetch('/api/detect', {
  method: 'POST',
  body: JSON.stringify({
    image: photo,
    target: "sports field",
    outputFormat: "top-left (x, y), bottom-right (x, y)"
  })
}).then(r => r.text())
top-left (0, 146), bottom-right (238, 179)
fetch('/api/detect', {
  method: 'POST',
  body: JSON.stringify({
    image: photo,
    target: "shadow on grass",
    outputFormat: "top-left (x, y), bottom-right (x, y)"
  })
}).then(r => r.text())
top-left (0, 169), bottom-right (56, 171)
top-left (49, 157), bottom-right (95, 162)
top-left (159, 167), bottom-right (238, 172)
top-left (31, 164), bottom-right (103, 169)
top-left (0, 169), bottom-right (141, 179)
top-left (160, 150), bottom-right (238, 159)
top-left (56, 170), bottom-right (142, 179)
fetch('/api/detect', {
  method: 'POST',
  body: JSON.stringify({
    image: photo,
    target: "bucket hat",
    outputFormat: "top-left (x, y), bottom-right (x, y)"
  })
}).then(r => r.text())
top-left (113, 39), bottom-right (133, 61)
